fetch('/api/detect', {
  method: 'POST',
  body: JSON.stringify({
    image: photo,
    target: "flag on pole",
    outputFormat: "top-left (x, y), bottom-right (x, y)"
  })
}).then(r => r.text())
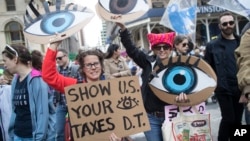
top-left (208, 0), bottom-right (250, 20)
top-left (160, 0), bottom-right (197, 42)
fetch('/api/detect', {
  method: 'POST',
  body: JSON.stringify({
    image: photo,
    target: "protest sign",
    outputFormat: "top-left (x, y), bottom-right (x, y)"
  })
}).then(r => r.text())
top-left (24, 0), bottom-right (94, 44)
top-left (64, 76), bottom-right (150, 141)
top-left (164, 102), bottom-right (206, 123)
top-left (95, 0), bottom-right (149, 23)
top-left (149, 55), bottom-right (217, 106)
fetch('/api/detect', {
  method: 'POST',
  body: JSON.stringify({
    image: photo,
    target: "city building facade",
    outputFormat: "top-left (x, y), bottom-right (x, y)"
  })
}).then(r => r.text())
top-left (106, 0), bottom-right (248, 51)
top-left (0, 0), bottom-right (248, 64)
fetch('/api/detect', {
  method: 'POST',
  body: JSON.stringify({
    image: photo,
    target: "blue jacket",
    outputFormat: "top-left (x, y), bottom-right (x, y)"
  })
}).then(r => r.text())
top-left (9, 68), bottom-right (56, 141)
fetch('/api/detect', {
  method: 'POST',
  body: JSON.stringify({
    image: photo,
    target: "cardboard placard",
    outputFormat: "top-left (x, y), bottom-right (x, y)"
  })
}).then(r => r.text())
top-left (64, 76), bottom-right (150, 141)
top-left (24, 2), bottom-right (94, 44)
top-left (95, 0), bottom-right (149, 23)
top-left (164, 102), bottom-right (206, 123)
top-left (149, 55), bottom-right (217, 106)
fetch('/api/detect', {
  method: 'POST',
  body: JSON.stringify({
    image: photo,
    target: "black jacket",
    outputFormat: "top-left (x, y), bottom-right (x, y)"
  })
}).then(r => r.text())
top-left (120, 29), bottom-right (168, 112)
top-left (204, 33), bottom-right (241, 95)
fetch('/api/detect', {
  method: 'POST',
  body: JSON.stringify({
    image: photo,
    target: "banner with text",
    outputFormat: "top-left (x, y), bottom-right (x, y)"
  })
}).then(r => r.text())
top-left (64, 76), bottom-right (150, 141)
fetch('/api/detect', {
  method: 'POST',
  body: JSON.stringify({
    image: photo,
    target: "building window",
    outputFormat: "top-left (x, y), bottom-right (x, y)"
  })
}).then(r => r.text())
top-left (5, 21), bottom-right (25, 45)
top-left (6, 0), bottom-right (16, 11)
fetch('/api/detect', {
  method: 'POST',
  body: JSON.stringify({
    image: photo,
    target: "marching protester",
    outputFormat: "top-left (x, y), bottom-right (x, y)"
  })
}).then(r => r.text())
top-left (115, 22), bottom-right (188, 141)
top-left (104, 43), bottom-right (131, 79)
top-left (2, 44), bottom-right (56, 141)
top-left (235, 21), bottom-right (250, 125)
top-left (53, 48), bottom-right (82, 141)
top-left (172, 34), bottom-right (190, 57)
top-left (204, 11), bottom-right (243, 141)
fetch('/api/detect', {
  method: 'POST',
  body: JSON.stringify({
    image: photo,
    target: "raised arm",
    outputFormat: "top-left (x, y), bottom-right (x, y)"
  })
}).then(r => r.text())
top-left (116, 22), bottom-right (149, 69)
top-left (42, 42), bottom-right (77, 93)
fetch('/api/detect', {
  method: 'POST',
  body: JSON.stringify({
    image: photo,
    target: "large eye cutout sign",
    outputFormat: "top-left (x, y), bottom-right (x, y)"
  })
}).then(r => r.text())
top-left (24, 0), bottom-right (94, 44)
top-left (96, 0), bottom-right (149, 23)
top-left (149, 56), bottom-right (217, 106)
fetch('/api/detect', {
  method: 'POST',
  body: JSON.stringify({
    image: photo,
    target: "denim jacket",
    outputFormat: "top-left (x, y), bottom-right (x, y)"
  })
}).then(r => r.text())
top-left (9, 68), bottom-right (56, 141)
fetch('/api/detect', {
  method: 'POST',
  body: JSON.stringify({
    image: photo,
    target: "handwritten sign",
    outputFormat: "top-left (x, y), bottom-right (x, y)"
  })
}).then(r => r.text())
top-left (164, 102), bottom-right (206, 123)
top-left (64, 76), bottom-right (150, 141)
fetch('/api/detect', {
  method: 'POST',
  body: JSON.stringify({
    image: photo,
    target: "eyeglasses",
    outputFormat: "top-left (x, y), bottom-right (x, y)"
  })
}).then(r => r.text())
top-left (5, 44), bottom-right (18, 57)
top-left (221, 21), bottom-right (235, 27)
top-left (84, 62), bottom-right (101, 69)
top-left (182, 43), bottom-right (188, 47)
top-left (154, 45), bottom-right (171, 51)
top-left (56, 55), bottom-right (66, 60)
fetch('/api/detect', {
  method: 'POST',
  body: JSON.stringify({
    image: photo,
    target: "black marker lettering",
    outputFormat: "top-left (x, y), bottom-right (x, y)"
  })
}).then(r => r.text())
top-left (68, 88), bottom-right (78, 102)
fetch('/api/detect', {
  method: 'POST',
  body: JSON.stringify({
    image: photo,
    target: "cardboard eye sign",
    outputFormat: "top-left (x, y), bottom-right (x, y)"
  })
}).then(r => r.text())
top-left (95, 0), bottom-right (149, 23)
top-left (24, 0), bottom-right (94, 44)
top-left (149, 55), bottom-right (217, 106)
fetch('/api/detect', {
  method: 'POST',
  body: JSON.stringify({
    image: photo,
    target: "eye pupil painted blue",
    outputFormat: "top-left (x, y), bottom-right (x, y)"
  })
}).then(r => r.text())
top-left (163, 65), bottom-right (197, 94)
top-left (41, 11), bottom-right (75, 34)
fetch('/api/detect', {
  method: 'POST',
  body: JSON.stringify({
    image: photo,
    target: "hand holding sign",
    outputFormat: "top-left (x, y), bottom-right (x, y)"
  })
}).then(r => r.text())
top-left (64, 76), bottom-right (150, 141)
top-left (149, 55), bottom-right (217, 106)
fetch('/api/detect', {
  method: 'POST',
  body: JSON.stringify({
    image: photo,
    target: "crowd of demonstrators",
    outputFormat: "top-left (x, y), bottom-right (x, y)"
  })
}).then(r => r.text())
top-left (1, 10), bottom-right (248, 141)
top-left (104, 44), bottom-right (131, 79)
top-left (0, 69), bottom-right (13, 141)
top-left (204, 11), bottom-right (243, 141)
top-left (1, 44), bottom-right (56, 141)
top-left (42, 34), bottom-right (189, 141)
top-left (235, 21), bottom-right (250, 125)
top-left (53, 48), bottom-right (82, 141)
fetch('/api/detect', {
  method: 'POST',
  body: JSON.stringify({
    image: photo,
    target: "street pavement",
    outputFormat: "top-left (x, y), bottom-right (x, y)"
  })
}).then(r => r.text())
top-left (130, 98), bottom-right (221, 141)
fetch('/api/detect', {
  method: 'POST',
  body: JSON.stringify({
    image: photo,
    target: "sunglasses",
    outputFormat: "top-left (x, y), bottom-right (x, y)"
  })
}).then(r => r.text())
top-left (182, 43), bottom-right (188, 47)
top-left (221, 21), bottom-right (234, 27)
top-left (154, 45), bottom-right (171, 51)
top-left (56, 55), bottom-right (66, 60)
top-left (5, 44), bottom-right (18, 57)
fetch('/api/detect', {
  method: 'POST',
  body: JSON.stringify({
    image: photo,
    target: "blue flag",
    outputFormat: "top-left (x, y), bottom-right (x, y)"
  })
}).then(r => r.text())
top-left (160, 0), bottom-right (197, 42)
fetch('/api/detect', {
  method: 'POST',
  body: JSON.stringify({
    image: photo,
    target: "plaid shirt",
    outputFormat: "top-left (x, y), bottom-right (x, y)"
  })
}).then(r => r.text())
top-left (53, 63), bottom-right (83, 106)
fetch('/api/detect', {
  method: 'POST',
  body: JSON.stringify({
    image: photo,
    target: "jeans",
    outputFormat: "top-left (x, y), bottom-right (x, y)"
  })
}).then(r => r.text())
top-left (14, 135), bottom-right (32, 141)
top-left (144, 113), bottom-right (165, 141)
top-left (216, 94), bottom-right (244, 141)
top-left (56, 104), bottom-right (68, 141)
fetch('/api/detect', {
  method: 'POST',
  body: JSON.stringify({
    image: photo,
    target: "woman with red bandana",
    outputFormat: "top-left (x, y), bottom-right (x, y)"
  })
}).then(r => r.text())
top-left (115, 22), bottom-right (187, 141)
